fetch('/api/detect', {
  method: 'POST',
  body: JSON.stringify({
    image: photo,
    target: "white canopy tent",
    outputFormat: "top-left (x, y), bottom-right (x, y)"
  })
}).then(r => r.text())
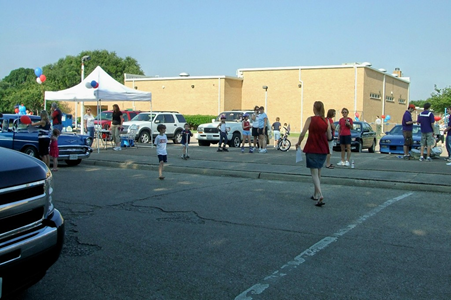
top-left (45, 66), bottom-right (152, 151)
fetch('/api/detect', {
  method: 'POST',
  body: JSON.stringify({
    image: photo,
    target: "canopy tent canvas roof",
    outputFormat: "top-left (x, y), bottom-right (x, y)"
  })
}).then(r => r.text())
top-left (45, 66), bottom-right (152, 152)
top-left (44, 65), bottom-right (152, 102)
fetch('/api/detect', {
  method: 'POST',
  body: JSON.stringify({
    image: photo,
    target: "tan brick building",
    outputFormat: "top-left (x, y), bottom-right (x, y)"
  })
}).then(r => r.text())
top-left (71, 63), bottom-right (411, 133)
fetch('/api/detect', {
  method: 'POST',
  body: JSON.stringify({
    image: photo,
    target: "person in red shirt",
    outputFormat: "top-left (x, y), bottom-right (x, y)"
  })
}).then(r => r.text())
top-left (295, 101), bottom-right (332, 207)
top-left (241, 113), bottom-right (252, 153)
top-left (337, 108), bottom-right (353, 166)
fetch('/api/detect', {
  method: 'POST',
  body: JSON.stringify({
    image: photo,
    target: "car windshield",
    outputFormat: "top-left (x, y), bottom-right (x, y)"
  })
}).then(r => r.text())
top-left (215, 112), bottom-right (247, 122)
top-left (389, 125), bottom-right (422, 136)
top-left (95, 112), bottom-right (113, 120)
top-left (131, 113), bottom-right (155, 122)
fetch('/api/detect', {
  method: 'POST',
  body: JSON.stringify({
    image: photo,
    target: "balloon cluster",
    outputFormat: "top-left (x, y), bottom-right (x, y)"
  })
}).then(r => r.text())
top-left (85, 80), bottom-right (99, 89)
top-left (381, 115), bottom-right (391, 122)
top-left (34, 67), bottom-right (46, 84)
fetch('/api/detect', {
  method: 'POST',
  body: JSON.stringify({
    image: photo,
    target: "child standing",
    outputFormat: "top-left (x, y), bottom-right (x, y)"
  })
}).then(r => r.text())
top-left (217, 115), bottom-right (229, 152)
top-left (272, 117), bottom-right (282, 147)
top-left (337, 108), bottom-right (353, 166)
top-left (154, 124), bottom-right (167, 180)
top-left (241, 114), bottom-right (252, 153)
top-left (181, 123), bottom-right (193, 160)
top-left (50, 128), bottom-right (60, 171)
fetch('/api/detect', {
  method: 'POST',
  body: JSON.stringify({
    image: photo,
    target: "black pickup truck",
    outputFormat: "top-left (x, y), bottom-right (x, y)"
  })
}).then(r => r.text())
top-left (0, 147), bottom-right (65, 298)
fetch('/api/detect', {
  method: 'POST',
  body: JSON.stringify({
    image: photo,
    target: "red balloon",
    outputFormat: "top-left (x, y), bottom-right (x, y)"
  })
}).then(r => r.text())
top-left (434, 116), bottom-right (441, 121)
top-left (20, 115), bottom-right (32, 124)
top-left (14, 108), bottom-right (19, 113)
top-left (381, 115), bottom-right (385, 119)
top-left (39, 74), bottom-right (46, 82)
top-left (94, 82), bottom-right (99, 88)
top-left (355, 112), bottom-right (360, 118)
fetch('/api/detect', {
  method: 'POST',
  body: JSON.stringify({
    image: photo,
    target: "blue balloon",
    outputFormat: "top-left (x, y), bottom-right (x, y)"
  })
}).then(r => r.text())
top-left (91, 80), bottom-right (97, 88)
top-left (34, 67), bottom-right (42, 77)
top-left (385, 115), bottom-right (391, 121)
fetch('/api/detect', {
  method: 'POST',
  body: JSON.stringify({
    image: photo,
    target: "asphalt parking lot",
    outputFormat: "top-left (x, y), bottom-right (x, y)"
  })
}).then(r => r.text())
top-left (16, 160), bottom-right (451, 300)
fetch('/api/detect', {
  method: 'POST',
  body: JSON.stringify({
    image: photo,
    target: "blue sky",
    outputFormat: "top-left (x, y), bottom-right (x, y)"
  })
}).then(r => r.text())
top-left (1, 0), bottom-right (450, 100)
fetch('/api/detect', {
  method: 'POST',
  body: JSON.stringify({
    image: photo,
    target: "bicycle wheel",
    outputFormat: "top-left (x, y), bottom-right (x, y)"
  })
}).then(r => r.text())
top-left (279, 139), bottom-right (291, 152)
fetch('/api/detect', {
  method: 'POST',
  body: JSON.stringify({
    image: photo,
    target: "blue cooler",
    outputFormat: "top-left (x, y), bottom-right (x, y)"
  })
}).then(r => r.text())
top-left (121, 137), bottom-right (135, 147)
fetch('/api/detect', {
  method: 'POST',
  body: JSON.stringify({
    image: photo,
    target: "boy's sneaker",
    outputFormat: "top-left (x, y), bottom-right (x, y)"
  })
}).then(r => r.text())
top-left (223, 147), bottom-right (229, 152)
top-left (260, 149), bottom-right (267, 153)
top-left (186, 155), bottom-right (190, 159)
top-left (419, 156), bottom-right (424, 161)
top-left (241, 147), bottom-right (245, 153)
top-left (249, 148), bottom-right (253, 153)
top-left (446, 162), bottom-right (451, 166)
top-left (337, 161), bottom-right (345, 166)
top-left (345, 161), bottom-right (350, 167)
top-left (426, 157), bottom-right (432, 162)
top-left (217, 148), bottom-right (222, 152)
top-left (446, 158), bottom-right (451, 162)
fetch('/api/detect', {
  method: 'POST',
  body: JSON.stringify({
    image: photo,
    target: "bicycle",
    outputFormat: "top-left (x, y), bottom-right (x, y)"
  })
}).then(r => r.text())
top-left (277, 130), bottom-right (291, 152)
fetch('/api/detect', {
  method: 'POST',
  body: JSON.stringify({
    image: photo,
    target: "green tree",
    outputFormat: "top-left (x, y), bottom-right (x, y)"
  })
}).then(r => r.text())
top-left (0, 50), bottom-right (144, 113)
top-left (427, 85), bottom-right (451, 114)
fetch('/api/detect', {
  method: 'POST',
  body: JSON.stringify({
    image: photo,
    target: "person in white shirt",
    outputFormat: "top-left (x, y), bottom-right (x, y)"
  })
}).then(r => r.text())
top-left (258, 106), bottom-right (268, 153)
top-left (154, 124), bottom-right (168, 180)
top-left (251, 106), bottom-right (260, 151)
top-left (83, 108), bottom-right (95, 138)
top-left (216, 115), bottom-right (229, 152)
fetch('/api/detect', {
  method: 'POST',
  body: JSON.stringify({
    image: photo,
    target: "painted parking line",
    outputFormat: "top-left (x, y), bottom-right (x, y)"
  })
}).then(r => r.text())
top-left (235, 192), bottom-right (414, 300)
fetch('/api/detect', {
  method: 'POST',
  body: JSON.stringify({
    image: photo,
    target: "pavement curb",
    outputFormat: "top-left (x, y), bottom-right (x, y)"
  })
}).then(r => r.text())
top-left (82, 159), bottom-right (451, 193)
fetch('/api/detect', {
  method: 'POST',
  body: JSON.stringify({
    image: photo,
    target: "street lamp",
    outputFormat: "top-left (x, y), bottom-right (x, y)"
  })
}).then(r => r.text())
top-left (80, 55), bottom-right (91, 134)
top-left (262, 85), bottom-right (268, 112)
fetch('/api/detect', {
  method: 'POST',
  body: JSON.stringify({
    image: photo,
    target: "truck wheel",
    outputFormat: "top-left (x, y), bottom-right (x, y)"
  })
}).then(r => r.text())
top-left (65, 159), bottom-right (82, 166)
top-left (23, 146), bottom-right (39, 158)
top-left (229, 133), bottom-right (241, 148)
top-left (357, 141), bottom-right (363, 153)
top-left (368, 139), bottom-right (376, 153)
top-left (139, 131), bottom-right (151, 143)
top-left (173, 131), bottom-right (182, 144)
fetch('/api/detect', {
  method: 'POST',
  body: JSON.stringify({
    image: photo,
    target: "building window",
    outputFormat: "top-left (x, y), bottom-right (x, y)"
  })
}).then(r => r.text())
top-left (398, 98), bottom-right (406, 104)
top-left (386, 96), bottom-right (394, 102)
top-left (370, 93), bottom-right (381, 100)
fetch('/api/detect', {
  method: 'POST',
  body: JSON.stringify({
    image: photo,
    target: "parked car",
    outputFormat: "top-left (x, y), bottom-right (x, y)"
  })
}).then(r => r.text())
top-left (94, 110), bottom-right (141, 129)
top-left (379, 124), bottom-right (422, 154)
top-left (333, 121), bottom-right (377, 152)
top-left (196, 110), bottom-right (255, 147)
top-left (122, 111), bottom-right (187, 144)
top-left (0, 147), bottom-right (65, 298)
top-left (0, 114), bottom-right (93, 166)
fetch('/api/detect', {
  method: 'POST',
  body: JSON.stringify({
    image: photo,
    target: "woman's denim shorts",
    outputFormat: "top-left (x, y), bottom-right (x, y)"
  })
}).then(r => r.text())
top-left (305, 153), bottom-right (327, 169)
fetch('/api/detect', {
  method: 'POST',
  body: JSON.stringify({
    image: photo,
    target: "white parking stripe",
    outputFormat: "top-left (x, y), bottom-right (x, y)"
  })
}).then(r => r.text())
top-left (235, 192), bottom-right (414, 300)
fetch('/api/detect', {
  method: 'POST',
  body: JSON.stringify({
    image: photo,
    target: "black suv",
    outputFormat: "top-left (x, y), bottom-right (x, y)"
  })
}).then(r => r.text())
top-left (0, 147), bottom-right (65, 297)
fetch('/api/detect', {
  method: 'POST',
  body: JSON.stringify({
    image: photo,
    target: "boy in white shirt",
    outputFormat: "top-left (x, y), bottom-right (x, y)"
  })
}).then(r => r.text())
top-left (154, 124), bottom-right (168, 179)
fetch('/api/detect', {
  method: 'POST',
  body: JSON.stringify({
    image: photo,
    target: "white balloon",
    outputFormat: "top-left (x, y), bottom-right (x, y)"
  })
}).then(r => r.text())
top-left (36, 77), bottom-right (42, 84)
top-left (85, 81), bottom-right (93, 89)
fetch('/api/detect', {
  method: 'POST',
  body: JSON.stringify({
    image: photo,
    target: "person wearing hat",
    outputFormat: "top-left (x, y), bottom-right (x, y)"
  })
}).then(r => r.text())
top-left (402, 104), bottom-right (416, 159)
